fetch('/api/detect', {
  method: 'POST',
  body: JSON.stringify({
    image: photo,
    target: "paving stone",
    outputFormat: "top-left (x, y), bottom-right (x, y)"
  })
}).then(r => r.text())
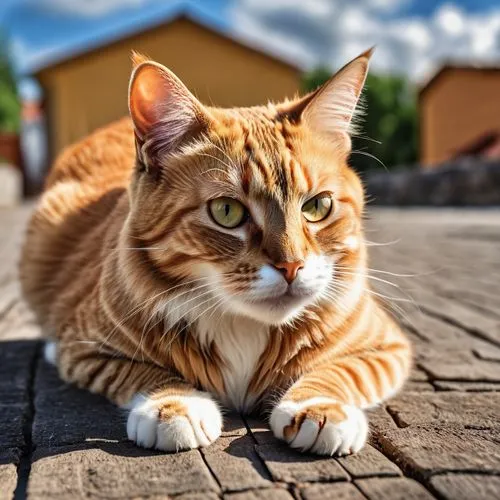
top-left (0, 339), bottom-right (39, 402)
top-left (403, 329), bottom-right (427, 348)
top-left (434, 381), bottom-right (500, 392)
top-left (337, 444), bottom-right (401, 478)
top-left (223, 412), bottom-right (249, 437)
top-left (245, 415), bottom-right (276, 445)
top-left (403, 312), bottom-right (478, 348)
top-left (301, 482), bottom-right (365, 500)
top-left (0, 448), bottom-right (21, 500)
top-left (33, 359), bottom-right (127, 448)
top-left (0, 301), bottom-right (41, 340)
top-left (225, 488), bottom-right (294, 499)
top-left (0, 341), bottom-right (39, 497)
top-left (28, 442), bottom-right (219, 499)
top-left (0, 282), bottom-right (19, 319)
top-left (424, 271), bottom-right (500, 300)
top-left (201, 435), bottom-right (272, 492)
top-left (255, 443), bottom-right (348, 483)
top-left (409, 369), bottom-right (429, 381)
top-left (377, 427), bottom-right (500, 478)
top-left (386, 393), bottom-right (500, 429)
top-left (411, 289), bottom-right (500, 346)
top-left (366, 406), bottom-right (398, 437)
top-left (0, 336), bottom-right (39, 453)
top-left (473, 345), bottom-right (500, 362)
top-left (0, 463), bottom-right (18, 500)
top-left (0, 404), bottom-right (29, 449)
top-left (356, 477), bottom-right (435, 499)
top-left (429, 474), bottom-right (500, 500)
top-left (444, 290), bottom-right (500, 321)
top-left (418, 350), bottom-right (500, 382)
top-left (178, 493), bottom-right (220, 500)
top-left (404, 382), bottom-right (435, 392)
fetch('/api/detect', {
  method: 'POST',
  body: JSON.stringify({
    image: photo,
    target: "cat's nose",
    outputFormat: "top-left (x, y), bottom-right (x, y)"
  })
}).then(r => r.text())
top-left (273, 260), bottom-right (305, 284)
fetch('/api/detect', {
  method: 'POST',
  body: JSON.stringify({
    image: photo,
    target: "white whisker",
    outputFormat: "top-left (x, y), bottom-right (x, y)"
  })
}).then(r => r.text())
top-left (351, 150), bottom-right (388, 172)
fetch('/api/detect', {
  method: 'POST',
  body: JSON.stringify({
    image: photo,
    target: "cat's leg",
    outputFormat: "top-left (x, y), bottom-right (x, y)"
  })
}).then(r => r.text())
top-left (53, 341), bottom-right (222, 451)
top-left (270, 335), bottom-right (410, 456)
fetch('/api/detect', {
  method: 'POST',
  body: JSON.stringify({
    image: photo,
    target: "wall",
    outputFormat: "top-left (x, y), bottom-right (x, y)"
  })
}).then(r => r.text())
top-left (365, 160), bottom-right (500, 206)
top-left (420, 68), bottom-right (500, 166)
top-left (37, 17), bottom-right (301, 160)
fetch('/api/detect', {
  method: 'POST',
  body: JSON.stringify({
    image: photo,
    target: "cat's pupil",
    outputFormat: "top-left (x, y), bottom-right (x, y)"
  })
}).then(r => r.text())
top-left (224, 204), bottom-right (230, 217)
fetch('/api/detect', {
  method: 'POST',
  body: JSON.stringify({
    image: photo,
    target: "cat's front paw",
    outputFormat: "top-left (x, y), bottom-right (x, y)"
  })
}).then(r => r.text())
top-left (127, 391), bottom-right (222, 452)
top-left (270, 397), bottom-right (368, 456)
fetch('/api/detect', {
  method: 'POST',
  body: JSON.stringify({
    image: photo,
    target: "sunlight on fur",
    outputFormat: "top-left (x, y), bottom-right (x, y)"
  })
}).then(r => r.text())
top-left (20, 47), bottom-right (411, 456)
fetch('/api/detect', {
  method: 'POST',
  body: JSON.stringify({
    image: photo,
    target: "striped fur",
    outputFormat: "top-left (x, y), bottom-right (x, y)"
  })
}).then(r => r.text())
top-left (20, 49), bottom-right (411, 455)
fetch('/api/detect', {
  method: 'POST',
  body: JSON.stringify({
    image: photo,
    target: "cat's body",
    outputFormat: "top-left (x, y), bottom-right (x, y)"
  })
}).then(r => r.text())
top-left (21, 50), bottom-right (411, 455)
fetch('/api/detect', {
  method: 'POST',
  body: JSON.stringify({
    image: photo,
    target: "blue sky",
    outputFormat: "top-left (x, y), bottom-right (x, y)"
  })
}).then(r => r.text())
top-left (397, 0), bottom-right (499, 16)
top-left (1, 0), bottom-right (500, 93)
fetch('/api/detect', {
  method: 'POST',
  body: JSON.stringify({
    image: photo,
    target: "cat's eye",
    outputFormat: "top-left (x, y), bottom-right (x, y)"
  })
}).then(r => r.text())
top-left (302, 193), bottom-right (333, 222)
top-left (209, 197), bottom-right (247, 228)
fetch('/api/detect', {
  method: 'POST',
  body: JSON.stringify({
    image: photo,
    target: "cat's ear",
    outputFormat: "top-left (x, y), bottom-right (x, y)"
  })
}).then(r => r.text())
top-left (131, 51), bottom-right (150, 68)
top-left (128, 59), bottom-right (208, 156)
top-left (296, 48), bottom-right (373, 147)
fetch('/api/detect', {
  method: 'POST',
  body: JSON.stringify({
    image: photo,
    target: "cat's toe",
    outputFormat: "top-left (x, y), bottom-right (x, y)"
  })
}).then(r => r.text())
top-left (270, 397), bottom-right (368, 456)
top-left (311, 404), bottom-right (368, 455)
top-left (127, 391), bottom-right (222, 452)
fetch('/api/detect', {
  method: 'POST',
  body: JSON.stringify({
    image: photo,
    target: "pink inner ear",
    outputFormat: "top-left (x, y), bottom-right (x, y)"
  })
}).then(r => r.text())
top-left (129, 61), bottom-right (210, 161)
top-left (130, 64), bottom-right (171, 138)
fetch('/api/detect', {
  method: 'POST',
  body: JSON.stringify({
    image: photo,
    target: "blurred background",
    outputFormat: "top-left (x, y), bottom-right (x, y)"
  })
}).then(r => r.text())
top-left (0, 0), bottom-right (499, 204)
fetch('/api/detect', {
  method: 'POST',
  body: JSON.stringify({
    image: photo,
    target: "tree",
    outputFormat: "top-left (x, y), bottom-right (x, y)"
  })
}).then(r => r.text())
top-left (0, 42), bottom-right (20, 134)
top-left (302, 69), bottom-right (418, 171)
top-left (301, 66), bottom-right (332, 95)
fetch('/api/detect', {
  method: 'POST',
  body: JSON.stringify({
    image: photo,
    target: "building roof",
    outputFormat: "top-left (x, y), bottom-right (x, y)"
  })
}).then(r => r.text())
top-left (29, 3), bottom-right (302, 76)
top-left (419, 63), bottom-right (500, 98)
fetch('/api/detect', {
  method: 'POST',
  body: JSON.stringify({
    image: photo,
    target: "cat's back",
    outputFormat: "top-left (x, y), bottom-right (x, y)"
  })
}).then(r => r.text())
top-left (45, 117), bottom-right (135, 189)
top-left (20, 118), bottom-right (135, 328)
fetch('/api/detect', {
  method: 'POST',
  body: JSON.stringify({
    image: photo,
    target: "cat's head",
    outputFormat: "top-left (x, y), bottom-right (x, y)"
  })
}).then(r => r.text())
top-left (124, 50), bottom-right (371, 326)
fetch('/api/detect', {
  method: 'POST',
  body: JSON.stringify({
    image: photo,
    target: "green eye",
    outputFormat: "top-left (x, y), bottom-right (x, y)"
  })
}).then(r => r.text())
top-left (209, 197), bottom-right (247, 228)
top-left (302, 193), bottom-right (333, 222)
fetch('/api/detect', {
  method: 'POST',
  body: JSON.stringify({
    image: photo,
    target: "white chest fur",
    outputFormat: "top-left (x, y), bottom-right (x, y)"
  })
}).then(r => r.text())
top-left (195, 312), bottom-right (270, 412)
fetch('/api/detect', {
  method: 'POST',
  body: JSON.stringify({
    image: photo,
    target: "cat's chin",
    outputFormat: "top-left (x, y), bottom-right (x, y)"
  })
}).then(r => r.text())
top-left (226, 293), bottom-right (314, 326)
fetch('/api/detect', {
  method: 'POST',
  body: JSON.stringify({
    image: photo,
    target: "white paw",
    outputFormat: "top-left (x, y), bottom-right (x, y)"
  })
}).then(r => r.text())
top-left (270, 397), bottom-right (368, 456)
top-left (126, 391), bottom-right (222, 452)
top-left (44, 341), bottom-right (57, 365)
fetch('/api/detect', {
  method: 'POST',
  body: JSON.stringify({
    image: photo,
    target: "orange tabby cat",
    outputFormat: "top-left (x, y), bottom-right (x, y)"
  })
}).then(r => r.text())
top-left (20, 49), bottom-right (411, 455)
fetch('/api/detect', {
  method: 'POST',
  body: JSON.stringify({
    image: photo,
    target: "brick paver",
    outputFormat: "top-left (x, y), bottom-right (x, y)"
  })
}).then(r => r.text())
top-left (1, 206), bottom-right (500, 499)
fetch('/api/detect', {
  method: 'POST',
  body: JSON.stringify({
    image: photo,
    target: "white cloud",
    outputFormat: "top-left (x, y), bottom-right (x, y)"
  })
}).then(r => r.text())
top-left (230, 0), bottom-right (500, 81)
top-left (435, 3), bottom-right (465, 36)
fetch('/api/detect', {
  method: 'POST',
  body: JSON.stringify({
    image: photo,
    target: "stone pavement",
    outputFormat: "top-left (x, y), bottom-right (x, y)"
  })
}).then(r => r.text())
top-left (1, 205), bottom-right (500, 499)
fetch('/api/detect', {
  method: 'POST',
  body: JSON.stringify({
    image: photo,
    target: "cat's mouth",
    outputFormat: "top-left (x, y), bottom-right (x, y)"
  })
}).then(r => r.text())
top-left (222, 271), bottom-right (330, 325)
top-left (234, 288), bottom-right (316, 325)
top-left (250, 288), bottom-right (313, 310)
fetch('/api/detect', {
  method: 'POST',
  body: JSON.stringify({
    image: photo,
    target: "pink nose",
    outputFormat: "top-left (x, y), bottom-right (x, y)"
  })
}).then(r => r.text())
top-left (273, 260), bottom-right (304, 284)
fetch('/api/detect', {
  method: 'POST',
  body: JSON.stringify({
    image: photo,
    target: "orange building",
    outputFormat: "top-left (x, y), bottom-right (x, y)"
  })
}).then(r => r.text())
top-left (33, 13), bottom-right (302, 169)
top-left (419, 65), bottom-right (500, 167)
